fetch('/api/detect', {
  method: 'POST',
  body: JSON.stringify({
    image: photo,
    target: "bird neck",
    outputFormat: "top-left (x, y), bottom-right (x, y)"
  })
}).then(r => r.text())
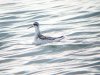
top-left (34, 26), bottom-right (41, 36)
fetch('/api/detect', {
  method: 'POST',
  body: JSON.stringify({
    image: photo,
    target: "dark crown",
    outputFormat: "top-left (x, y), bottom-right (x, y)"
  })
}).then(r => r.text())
top-left (33, 22), bottom-right (39, 26)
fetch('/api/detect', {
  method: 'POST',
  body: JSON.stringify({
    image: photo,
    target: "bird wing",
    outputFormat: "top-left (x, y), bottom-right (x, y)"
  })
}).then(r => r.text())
top-left (38, 35), bottom-right (56, 40)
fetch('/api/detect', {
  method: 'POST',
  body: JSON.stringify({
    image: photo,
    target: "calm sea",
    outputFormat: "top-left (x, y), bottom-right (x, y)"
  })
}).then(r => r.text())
top-left (0, 0), bottom-right (100, 75)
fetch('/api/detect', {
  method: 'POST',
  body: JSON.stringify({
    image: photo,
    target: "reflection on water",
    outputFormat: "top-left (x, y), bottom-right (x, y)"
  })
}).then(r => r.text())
top-left (0, 0), bottom-right (100, 75)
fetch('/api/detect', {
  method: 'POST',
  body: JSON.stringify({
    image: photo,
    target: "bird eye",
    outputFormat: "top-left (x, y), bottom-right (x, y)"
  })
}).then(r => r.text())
top-left (33, 22), bottom-right (39, 26)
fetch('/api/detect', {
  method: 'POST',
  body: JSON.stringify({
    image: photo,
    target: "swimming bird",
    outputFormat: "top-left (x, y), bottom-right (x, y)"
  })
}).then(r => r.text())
top-left (29, 22), bottom-right (64, 45)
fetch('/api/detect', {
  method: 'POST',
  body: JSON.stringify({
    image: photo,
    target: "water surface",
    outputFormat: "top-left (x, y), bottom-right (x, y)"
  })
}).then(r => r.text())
top-left (0, 0), bottom-right (100, 75)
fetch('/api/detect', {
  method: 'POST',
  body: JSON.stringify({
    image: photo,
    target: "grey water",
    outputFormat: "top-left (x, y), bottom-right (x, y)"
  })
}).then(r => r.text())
top-left (0, 0), bottom-right (100, 75)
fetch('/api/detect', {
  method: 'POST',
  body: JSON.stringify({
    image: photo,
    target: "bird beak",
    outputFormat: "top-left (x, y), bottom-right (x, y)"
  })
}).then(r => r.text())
top-left (28, 25), bottom-right (34, 29)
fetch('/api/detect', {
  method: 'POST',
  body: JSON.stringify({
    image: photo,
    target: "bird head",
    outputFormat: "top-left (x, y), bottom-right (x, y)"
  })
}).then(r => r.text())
top-left (33, 22), bottom-right (39, 27)
top-left (28, 22), bottom-right (39, 29)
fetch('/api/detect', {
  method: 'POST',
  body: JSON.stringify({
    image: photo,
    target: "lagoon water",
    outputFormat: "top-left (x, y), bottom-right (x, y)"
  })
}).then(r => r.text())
top-left (0, 0), bottom-right (100, 75)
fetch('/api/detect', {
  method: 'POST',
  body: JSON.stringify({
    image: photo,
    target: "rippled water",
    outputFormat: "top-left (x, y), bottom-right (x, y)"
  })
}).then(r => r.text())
top-left (0, 0), bottom-right (100, 75)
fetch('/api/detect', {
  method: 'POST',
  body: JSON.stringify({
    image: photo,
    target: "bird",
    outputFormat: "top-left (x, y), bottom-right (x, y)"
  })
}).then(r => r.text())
top-left (29, 22), bottom-right (64, 45)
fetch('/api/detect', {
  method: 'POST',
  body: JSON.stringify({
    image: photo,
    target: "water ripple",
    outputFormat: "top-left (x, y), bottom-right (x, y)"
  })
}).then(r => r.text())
top-left (0, 0), bottom-right (100, 75)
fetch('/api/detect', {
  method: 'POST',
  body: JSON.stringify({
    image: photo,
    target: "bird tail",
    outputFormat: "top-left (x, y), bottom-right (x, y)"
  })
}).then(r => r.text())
top-left (55, 36), bottom-right (64, 41)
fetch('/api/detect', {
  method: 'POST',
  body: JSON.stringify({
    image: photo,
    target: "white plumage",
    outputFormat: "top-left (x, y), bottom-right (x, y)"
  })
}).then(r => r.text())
top-left (29, 22), bottom-right (64, 45)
